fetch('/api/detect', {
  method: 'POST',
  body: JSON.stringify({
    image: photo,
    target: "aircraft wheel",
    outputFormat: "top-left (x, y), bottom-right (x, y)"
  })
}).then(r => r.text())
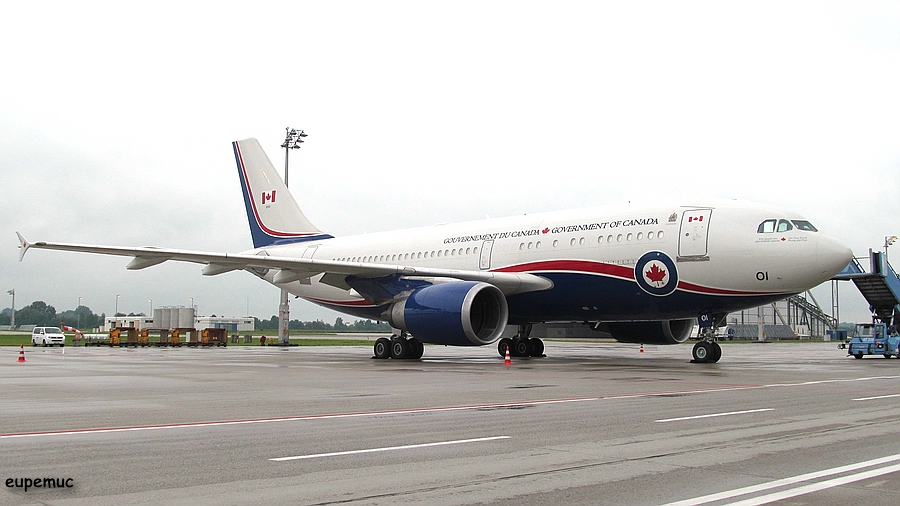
top-left (513, 338), bottom-right (529, 357)
top-left (498, 338), bottom-right (513, 357)
top-left (373, 338), bottom-right (391, 359)
top-left (692, 341), bottom-right (712, 363)
top-left (529, 338), bottom-right (544, 357)
top-left (390, 338), bottom-right (410, 359)
top-left (710, 341), bottom-right (722, 363)
top-left (409, 339), bottom-right (424, 360)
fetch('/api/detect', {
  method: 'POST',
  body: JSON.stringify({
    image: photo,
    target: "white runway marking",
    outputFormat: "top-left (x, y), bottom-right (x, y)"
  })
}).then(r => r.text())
top-left (660, 453), bottom-right (900, 506)
top-left (723, 463), bottom-right (900, 505)
top-left (655, 408), bottom-right (773, 423)
top-left (852, 393), bottom-right (900, 401)
top-left (270, 436), bottom-right (510, 461)
top-left (4, 375), bottom-right (898, 439)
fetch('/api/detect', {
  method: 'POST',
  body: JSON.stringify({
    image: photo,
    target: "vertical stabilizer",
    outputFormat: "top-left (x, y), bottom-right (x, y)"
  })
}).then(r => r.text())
top-left (232, 138), bottom-right (333, 248)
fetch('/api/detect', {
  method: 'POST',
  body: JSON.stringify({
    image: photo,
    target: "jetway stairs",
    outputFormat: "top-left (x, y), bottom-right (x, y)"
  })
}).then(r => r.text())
top-left (834, 249), bottom-right (900, 325)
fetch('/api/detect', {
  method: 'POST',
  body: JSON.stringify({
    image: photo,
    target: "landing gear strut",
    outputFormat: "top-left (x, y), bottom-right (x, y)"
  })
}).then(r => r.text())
top-left (691, 323), bottom-right (722, 363)
top-left (373, 332), bottom-right (424, 360)
top-left (497, 324), bottom-right (545, 358)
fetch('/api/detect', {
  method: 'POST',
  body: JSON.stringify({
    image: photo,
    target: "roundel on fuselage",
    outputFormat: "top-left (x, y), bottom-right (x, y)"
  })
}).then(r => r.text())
top-left (635, 251), bottom-right (678, 296)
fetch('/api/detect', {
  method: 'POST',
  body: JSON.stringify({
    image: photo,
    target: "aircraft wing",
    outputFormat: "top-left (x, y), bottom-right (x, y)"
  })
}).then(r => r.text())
top-left (16, 233), bottom-right (552, 298)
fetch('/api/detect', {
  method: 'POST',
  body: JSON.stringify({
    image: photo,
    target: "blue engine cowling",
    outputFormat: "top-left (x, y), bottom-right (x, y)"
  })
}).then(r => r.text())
top-left (596, 319), bottom-right (694, 345)
top-left (386, 281), bottom-right (509, 346)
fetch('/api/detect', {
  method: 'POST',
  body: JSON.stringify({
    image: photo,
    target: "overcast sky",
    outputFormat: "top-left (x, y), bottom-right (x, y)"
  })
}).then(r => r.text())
top-left (2, 1), bottom-right (898, 326)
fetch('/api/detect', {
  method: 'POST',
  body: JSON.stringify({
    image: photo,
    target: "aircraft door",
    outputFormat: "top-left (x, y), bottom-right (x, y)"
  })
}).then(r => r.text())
top-left (678, 209), bottom-right (712, 258)
top-left (479, 240), bottom-right (494, 270)
top-left (301, 246), bottom-right (318, 259)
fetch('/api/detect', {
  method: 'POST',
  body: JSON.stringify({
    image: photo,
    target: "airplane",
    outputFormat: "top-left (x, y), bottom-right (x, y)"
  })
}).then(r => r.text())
top-left (17, 138), bottom-right (853, 363)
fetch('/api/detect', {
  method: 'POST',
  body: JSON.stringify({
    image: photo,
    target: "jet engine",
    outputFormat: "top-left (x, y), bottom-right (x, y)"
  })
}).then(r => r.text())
top-left (386, 281), bottom-right (508, 346)
top-left (595, 319), bottom-right (694, 345)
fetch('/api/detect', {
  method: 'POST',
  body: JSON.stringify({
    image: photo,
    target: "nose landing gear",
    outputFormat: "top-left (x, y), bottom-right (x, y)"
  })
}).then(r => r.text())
top-left (692, 319), bottom-right (722, 363)
top-left (691, 339), bottom-right (722, 363)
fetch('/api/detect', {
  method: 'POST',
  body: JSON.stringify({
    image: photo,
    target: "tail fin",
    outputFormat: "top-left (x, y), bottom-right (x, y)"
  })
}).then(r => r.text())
top-left (232, 138), bottom-right (333, 248)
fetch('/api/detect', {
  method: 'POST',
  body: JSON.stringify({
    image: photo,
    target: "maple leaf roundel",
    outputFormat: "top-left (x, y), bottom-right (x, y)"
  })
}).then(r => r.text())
top-left (634, 251), bottom-right (678, 296)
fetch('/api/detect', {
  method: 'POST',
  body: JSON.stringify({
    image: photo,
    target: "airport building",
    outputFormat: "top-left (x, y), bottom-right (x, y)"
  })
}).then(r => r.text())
top-left (104, 306), bottom-right (253, 332)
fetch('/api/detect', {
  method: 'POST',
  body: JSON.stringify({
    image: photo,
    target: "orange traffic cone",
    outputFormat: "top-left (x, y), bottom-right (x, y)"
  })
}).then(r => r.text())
top-left (17, 344), bottom-right (26, 363)
top-left (504, 346), bottom-right (512, 365)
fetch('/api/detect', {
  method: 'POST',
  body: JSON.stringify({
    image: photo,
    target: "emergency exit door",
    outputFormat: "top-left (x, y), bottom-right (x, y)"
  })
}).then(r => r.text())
top-left (479, 240), bottom-right (494, 270)
top-left (678, 209), bottom-right (712, 258)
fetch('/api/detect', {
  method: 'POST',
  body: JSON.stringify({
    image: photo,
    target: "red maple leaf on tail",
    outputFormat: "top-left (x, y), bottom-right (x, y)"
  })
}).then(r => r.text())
top-left (645, 263), bottom-right (667, 285)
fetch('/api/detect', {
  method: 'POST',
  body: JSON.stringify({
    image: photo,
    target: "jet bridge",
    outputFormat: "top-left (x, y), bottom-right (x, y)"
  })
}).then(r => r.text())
top-left (834, 249), bottom-right (900, 325)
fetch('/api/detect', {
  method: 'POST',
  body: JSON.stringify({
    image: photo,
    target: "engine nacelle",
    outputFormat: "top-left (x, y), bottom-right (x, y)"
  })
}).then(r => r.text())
top-left (597, 319), bottom-right (694, 345)
top-left (386, 281), bottom-right (508, 346)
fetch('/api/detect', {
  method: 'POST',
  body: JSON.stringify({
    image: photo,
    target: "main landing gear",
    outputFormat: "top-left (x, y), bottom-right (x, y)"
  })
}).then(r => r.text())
top-left (373, 332), bottom-right (424, 360)
top-left (691, 325), bottom-right (722, 363)
top-left (496, 324), bottom-right (545, 358)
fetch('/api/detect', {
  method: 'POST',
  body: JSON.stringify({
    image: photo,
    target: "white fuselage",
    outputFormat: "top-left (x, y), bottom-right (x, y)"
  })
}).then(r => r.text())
top-left (252, 201), bottom-right (850, 324)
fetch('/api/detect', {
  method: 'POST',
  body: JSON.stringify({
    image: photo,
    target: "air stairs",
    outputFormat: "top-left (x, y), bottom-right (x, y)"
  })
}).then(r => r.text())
top-left (834, 249), bottom-right (900, 325)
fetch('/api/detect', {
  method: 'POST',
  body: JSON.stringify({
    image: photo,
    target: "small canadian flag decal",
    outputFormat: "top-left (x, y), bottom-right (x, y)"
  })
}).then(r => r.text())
top-left (688, 215), bottom-right (704, 222)
top-left (261, 191), bottom-right (276, 204)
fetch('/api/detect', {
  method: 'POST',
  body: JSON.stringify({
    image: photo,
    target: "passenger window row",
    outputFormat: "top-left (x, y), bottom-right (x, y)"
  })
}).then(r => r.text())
top-left (519, 230), bottom-right (666, 250)
top-left (333, 247), bottom-right (480, 264)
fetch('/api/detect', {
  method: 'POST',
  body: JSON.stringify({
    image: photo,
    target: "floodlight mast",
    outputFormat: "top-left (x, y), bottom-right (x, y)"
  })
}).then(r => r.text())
top-left (7, 289), bottom-right (14, 328)
top-left (281, 128), bottom-right (307, 187)
top-left (886, 235), bottom-right (898, 262)
top-left (276, 128), bottom-right (307, 345)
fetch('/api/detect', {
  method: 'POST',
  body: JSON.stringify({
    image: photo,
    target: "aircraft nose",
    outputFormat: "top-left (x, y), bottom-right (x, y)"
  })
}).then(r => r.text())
top-left (816, 234), bottom-right (853, 279)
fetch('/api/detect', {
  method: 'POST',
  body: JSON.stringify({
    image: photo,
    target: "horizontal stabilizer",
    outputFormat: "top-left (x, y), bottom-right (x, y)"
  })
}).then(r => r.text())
top-left (16, 232), bottom-right (28, 262)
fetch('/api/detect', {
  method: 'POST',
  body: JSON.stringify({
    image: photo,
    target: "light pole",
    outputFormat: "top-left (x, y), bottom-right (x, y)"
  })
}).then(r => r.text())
top-left (281, 127), bottom-right (306, 187)
top-left (885, 236), bottom-right (897, 262)
top-left (78, 296), bottom-right (82, 328)
top-left (7, 289), bottom-right (14, 328)
top-left (276, 128), bottom-right (307, 346)
top-left (148, 299), bottom-right (153, 316)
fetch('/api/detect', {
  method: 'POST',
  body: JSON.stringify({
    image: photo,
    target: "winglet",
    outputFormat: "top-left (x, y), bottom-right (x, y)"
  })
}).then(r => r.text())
top-left (16, 232), bottom-right (29, 262)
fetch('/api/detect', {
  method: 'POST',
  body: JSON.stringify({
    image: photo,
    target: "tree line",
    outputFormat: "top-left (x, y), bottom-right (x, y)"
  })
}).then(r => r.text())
top-left (2, 301), bottom-right (391, 331)
top-left (1, 301), bottom-right (105, 328)
top-left (253, 316), bottom-right (391, 331)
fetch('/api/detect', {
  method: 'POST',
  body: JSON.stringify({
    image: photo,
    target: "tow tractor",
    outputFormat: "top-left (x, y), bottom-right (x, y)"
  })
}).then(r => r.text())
top-left (834, 249), bottom-right (900, 359)
top-left (845, 322), bottom-right (900, 359)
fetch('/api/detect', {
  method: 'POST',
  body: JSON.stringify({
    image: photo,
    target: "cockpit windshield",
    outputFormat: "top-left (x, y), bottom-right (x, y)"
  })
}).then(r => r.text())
top-left (791, 220), bottom-right (818, 232)
top-left (757, 219), bottom-right (818, 233)
top-left (757, 220), bottom-right (776, 233)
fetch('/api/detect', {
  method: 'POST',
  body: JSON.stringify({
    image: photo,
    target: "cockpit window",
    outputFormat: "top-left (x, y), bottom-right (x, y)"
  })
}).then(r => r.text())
top-left (757, 219), bottom-right (776, 234)
top-left (777, 219), bottom-right (793, 233)
top-left (791, 220), bottom-right (818, 232)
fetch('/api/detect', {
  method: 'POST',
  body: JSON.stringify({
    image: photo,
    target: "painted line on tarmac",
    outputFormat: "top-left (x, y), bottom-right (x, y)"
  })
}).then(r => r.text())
top-left (655, 408), bottom-right (773, 423)
top-left (723, 463), bottom-right (900, 505)
top-left (852, 393), bottom-right (900, 401)
top-left (270, 436), bottom-right (509, 462)
top-left (0, 398), bottom-right (597, 439)
top-left (4, 375), bottom-right (899, 440)
top-left (660, 453), bottom-right (900, 506)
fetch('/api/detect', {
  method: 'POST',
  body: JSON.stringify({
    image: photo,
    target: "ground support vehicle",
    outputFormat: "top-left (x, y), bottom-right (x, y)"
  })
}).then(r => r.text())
top-left (846, 323), bottom-right (900, 359)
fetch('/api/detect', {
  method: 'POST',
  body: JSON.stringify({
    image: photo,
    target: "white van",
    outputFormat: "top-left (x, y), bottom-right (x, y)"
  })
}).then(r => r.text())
top-left (32, 327), bottom-right (66, 347)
